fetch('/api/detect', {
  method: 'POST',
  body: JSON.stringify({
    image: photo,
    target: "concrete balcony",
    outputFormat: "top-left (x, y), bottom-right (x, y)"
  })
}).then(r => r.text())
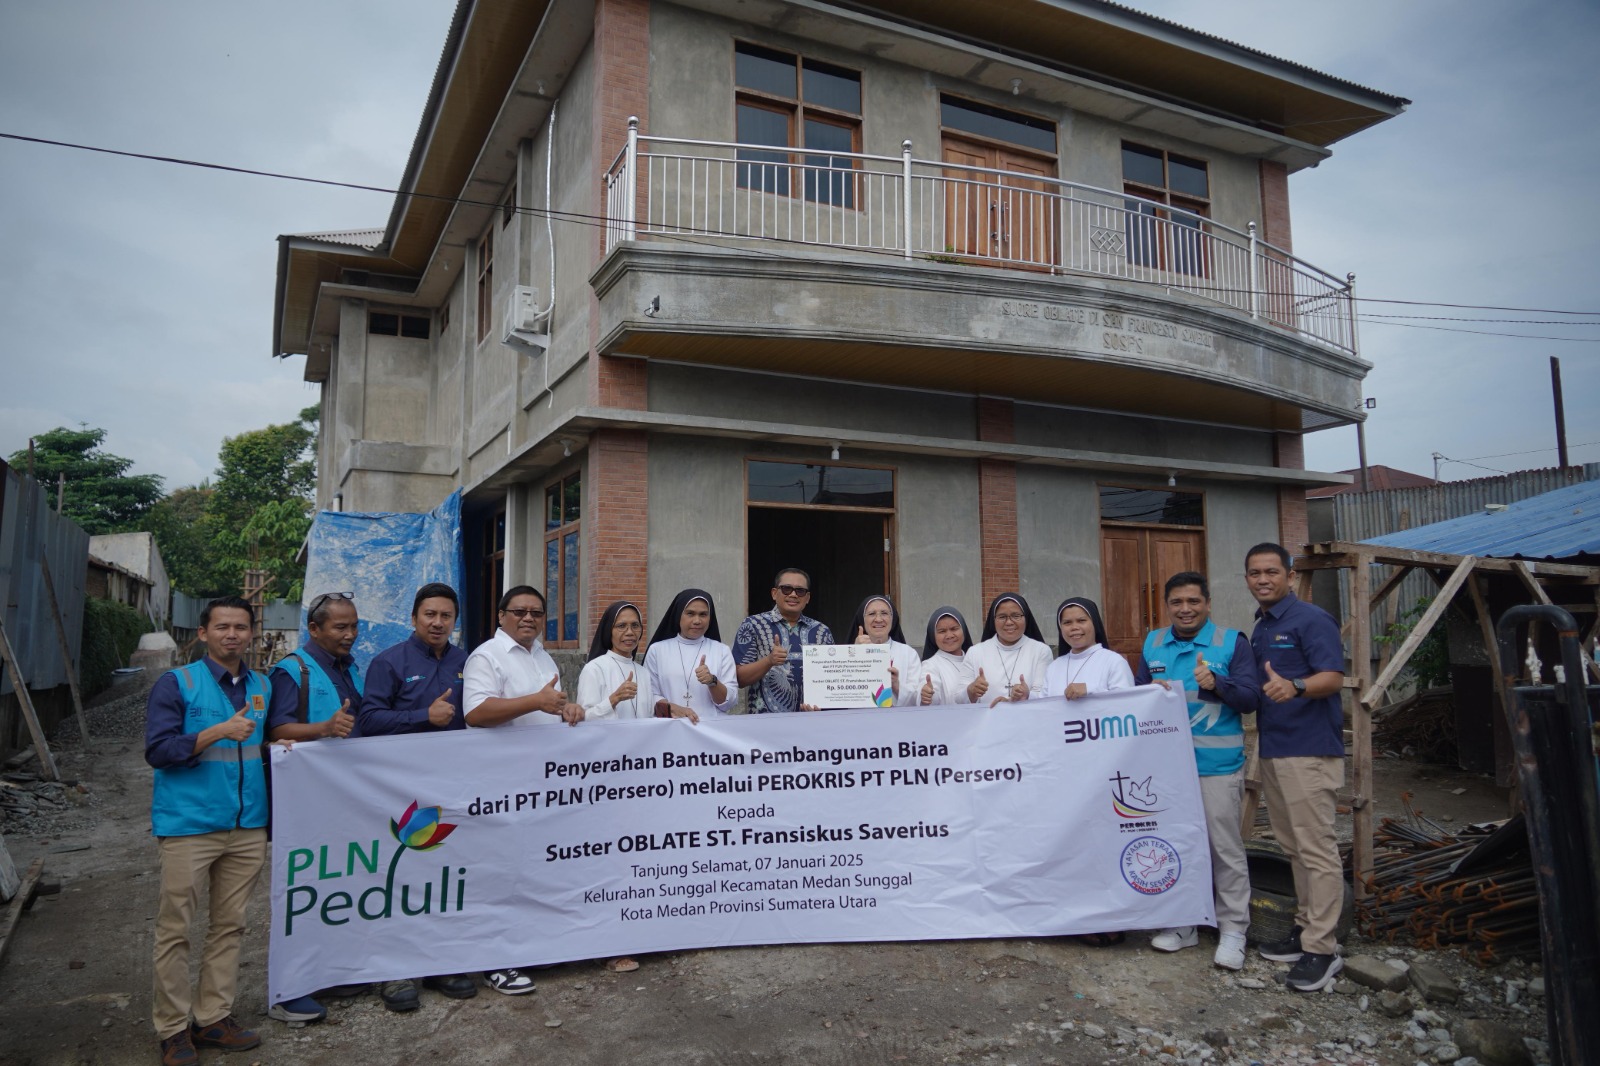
top-left (598, 123), bottom-right (1369, 432)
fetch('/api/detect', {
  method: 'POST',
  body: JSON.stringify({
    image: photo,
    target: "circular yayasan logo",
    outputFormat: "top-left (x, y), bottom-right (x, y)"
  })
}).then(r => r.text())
top-left (1120, 836), bottom-right (1181, 895)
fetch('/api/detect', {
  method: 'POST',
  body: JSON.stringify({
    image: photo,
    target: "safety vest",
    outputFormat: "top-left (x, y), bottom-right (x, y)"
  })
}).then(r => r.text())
top-left (1141, 621), bottom-right (1245, 776)
top-left (276, 646), bottom-right (364, 724)
top-left (150, 662), bottom-right (270, 837)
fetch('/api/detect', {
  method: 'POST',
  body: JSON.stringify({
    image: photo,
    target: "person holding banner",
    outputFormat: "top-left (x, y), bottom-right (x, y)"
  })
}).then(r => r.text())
top-left (1245, 543), bottom-right (1347, 993)
top-left (355, 583), bottom-right (477, 1010)
top-left (262, 591), bottom-right (367, 1025)
top-left (847, 595), bottom-right (921, 706)
top-left (967, 594), bottom-right (1054, 706)
top-left (1044, 596), bottom-right (1134, 699)
top-left (645, 589), bottom-right (738, 718)
top-left (1133, 572), bottom-right (1259, 971)
top-left (144, 596), bottom-right (270, 1064)
top-left (463, 586), bottom-right (577, 729)
top-left (917, 606), bottom-right (977, 706)
top-left (733, 568), bottom-right (833, 712)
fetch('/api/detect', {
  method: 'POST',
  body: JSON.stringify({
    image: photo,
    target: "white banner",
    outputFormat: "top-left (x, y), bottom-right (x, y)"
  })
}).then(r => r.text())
top-left (268, 687), bottom-right (1212, 1003)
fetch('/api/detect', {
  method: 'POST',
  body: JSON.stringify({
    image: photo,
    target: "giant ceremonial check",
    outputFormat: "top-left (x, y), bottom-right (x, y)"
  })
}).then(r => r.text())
top-left (267, 686), bottom-right (1212, 1002)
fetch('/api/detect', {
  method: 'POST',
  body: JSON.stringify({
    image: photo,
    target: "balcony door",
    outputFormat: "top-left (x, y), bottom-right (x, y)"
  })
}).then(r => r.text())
top-left (941, 136), bottom-right (1057, 268)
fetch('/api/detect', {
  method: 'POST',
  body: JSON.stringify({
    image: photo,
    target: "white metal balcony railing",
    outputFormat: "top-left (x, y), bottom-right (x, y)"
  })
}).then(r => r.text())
top-left (604, 118), bottom-right (1358, 357)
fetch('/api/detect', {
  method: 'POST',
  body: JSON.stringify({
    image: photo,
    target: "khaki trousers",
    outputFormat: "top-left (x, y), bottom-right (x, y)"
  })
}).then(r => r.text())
top-left (1260, 756), bottom-right (1344, 954)
top-left (1198, 770), bottom-right (1252, 935)
top-left (152, 827), bottom-right (267, 1038)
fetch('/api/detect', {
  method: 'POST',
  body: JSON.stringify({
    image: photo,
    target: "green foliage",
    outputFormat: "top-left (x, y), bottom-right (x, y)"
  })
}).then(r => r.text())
top-left (80, 597), bottom-right (155, 698)
top-left (146, 485), bottom-right (223, 595)
top-left (7, 426), bottom-right (163, 534)
top-left (1376, 596), bottom-right (1452, 690)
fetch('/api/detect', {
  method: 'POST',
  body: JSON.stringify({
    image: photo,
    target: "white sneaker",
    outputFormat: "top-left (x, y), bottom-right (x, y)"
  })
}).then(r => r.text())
top-left (1213, 931), bottom-right (1247, 971)
top-left (1150, 927), bottom-right (1199, 952)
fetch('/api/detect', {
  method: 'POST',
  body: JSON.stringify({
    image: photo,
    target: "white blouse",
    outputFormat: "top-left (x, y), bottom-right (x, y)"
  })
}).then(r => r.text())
top-left (462, 629), bottom-right (564, 728)
top-left (967, 635), bottom-right (1056, 701)
top-left (576, 650), bottom-right (653, 720)
top-left (643, 636), bottom-right (738, 717)
top-left (918, 650), bottom-right (978, 706)
top-left (1043, 644), bottom-right (1136, 698)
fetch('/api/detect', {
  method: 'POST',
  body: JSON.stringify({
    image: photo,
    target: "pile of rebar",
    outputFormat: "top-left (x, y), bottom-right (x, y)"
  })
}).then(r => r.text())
top-left (1372, 686), bottom-right (1457, 763)
top-left (1356, 793), bottom-right (1540, 965)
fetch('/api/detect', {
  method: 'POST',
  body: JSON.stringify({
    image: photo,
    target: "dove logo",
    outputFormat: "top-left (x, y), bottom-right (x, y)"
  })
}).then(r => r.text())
top-left (1119, 836), bottom-right (1181, 895)
top-left (1109, 770), bottom-right (1166, 819)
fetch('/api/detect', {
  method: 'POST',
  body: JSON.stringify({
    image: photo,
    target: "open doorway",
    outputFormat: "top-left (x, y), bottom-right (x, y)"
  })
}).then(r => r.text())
top-left (747, 509), bottom-right (889, 638)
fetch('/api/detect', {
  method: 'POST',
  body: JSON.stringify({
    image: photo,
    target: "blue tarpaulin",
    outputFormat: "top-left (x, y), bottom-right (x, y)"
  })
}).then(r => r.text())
top-left (298, 491), bottom-right (463, 671)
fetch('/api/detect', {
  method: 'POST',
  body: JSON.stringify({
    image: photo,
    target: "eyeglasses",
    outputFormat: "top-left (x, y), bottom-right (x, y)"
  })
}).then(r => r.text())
top-left (612, 621), bottom-right (644, 632)
top-left (502, 607), bottom-right (546, 619)
top-left (308, 591), bottom-right (354, 617)
top-left (775, 584), bottom-right (811, 597)
top-left (995, 612), bottom-right (1026, 623)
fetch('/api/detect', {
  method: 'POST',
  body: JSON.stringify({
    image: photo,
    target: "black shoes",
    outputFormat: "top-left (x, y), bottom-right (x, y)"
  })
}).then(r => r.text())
top-left (1257, 925), bottom-right (1304, 962)
top-left (422, 973), bottom-right (479, 999)
top-left (1287, 952), bottom-right (1344, 992)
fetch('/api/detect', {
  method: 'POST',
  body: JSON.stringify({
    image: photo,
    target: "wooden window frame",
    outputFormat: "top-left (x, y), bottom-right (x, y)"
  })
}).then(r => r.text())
top-left (476, 228), bottom-right (494, 343)
top-left (480, 504), bottom-right (507, 645)
top-left (733, 41), bottom-right (864, 209)
top-left (1121, 142), bottom-right (1211, 277)
top-left (542, 470), bottom-right (582, 649)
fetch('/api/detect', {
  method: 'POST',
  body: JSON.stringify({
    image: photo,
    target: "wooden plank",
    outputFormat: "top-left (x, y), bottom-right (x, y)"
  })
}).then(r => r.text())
top-left (0, 622), bottom-right (58, 781)
top-left (1361, 555), bottom-right (1477, 709)
top-left (0, 858), bottom-right (44, 970)
top-left (1294, 569), bottom-right (1314, 602)
top-left (1317, 541), bottom-right (1599, 580)
top-left (1512, 561), bottom-right (1555, 606)
top-left (1349, 543), bottom-right (1374, 899)
top-left (1287, 554), bottom-right (1361, 572)
top-left (1466, 573), bottom-right (1518, 795)
top-left (38, 558), bottom-right (89, 744)
top-left (1370, 565), bottom-right (1415, 611)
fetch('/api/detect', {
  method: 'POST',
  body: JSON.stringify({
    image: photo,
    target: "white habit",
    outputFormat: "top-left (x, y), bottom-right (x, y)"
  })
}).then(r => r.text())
top-left (577, 650), bottom-right (653, 721)
top-left (967, 634), bottom-right (1055, 701)
top-left (644, 636), bottom-right (737, 717)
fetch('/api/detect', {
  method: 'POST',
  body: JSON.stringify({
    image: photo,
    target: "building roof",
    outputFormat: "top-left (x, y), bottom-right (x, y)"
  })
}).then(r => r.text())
top-left (1362, 478), bottom-right (1600, 561)
top-left (288, 228), bottom-right (386, 250)
top-left (1306, 465), bottom-right (1438, 498)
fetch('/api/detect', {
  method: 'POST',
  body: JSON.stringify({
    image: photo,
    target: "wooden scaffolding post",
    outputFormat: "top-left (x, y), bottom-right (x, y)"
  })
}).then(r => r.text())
top-left (0, 621), bottom-right (59, 782)
top-left (1348, 552), bottom-right (1374, 899)
top-left (38, 558), bottom-right (89, 744)
top-left (242, 568), bottom-right (270, 670)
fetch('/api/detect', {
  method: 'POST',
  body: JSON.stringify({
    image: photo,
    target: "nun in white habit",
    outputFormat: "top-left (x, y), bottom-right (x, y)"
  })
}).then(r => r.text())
top-left (578, 601), bottom-right (658, 720)
top-left (966, 593), bottom-right (1055, 706)
top-left (643, 589), bottom-right (738, 718)
top-left (846, 594), bottom-right (922, 707)
top-left (917, 606), bottom-right (977, 706)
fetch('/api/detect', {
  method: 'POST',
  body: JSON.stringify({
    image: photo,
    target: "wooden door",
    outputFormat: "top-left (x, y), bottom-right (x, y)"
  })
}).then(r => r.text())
top-left (1099, 527), bottom-right (1205, 666)
top-left (941, 137), bottom-right (1056, 268)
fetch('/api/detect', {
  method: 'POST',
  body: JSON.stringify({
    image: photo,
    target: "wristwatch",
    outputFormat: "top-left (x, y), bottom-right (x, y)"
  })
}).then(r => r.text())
top-left (1291, 677), bottom-right (1306, 697)
top-left (706, 675), bottom-right (720, 687)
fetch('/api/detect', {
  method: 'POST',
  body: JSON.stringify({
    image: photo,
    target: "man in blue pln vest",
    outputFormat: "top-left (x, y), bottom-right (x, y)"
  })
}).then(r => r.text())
top-left (260, 590), bottom-right (365, 1024)
top-left (144, 596), bottom-right (270, 1066)
top-left (1134, 571), bottom-right (1261, 972)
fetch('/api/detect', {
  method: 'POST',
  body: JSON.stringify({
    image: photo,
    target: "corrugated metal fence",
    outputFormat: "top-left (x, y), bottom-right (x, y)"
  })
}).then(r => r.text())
top-left (0, 458), bottom-right (89, 759)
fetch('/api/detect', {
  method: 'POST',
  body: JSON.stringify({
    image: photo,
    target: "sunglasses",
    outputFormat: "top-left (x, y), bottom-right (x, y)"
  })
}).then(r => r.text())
top-left (775, 584), bottom-right (811, 597)
top-left (308, 591), bottom-right (354, 617)
top-left (502, 607), bottom-right (546, 619)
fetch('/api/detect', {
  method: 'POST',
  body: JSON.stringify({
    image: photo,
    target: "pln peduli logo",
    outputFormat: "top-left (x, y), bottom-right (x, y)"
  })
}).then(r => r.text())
top-left (284, 800), bottom-right (468, 935)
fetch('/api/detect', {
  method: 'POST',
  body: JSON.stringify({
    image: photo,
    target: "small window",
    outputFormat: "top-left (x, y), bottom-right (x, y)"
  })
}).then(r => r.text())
top-left (399, 315), bottom-right (430, 339)
top-left (501, 187), bottom-right (516, 228)
top-left (1099, 486), bottom-right (1204, 527)
top-left (476, 229), bottom-right (494, 343)
top-left (940, 97), bottom-right (1057, 155)
top-left (368, 312), bottom-right (399, 336)
top-left (543, 471), bottom-right (581, 645)
top-left (734, 42), bottom-right (862, 208)
top-left (439, 304), bottom-right (450, 332)
top-left (746, 461), bottom-right (893, 508)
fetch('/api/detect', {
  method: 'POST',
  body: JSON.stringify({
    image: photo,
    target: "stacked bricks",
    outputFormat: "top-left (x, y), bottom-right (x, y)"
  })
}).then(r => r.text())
top-left (584, 429), bottom-right (650, 634)
top-left (977, 397), bottom-right (1020, 607)
top-left (1275, 431), bottom-right (1308, 553)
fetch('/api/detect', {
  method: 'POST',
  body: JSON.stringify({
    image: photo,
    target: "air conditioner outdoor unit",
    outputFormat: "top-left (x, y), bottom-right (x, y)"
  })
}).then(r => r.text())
top-left (502, 285), bottom-right (551, 352)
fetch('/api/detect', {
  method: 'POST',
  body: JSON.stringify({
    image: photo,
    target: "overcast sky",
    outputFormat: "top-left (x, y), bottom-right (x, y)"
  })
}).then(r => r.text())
top-left (2, 1), bottom-right (1596, 493)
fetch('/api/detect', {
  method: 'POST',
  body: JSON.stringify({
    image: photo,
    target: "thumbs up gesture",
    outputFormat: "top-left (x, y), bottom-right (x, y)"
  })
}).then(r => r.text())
top-left (855, 626), bottom-right (871, 645)
top-left (611, 669), bottom-right (638, 708)
top-left (324, 698), bottom-right (356, 738)
top-left (694, 654), bottom-right (716, 686)
top-left (967, 668), bottom-right (988, 704)
top-left (889, 660), bottom-right (901, 698)
top-left (1009, 673), bottom-right (1030, 702)
top-left (1261, 661), bottom-right (1297, 703)
top-left (920, 672), bottom-right (935, 706)
top-left (428, 688), bottom-right (456, 726)
top-left (216, 706), bottom-right (256, 743)
top-left (1193, 658), bottom-right (1217, 692)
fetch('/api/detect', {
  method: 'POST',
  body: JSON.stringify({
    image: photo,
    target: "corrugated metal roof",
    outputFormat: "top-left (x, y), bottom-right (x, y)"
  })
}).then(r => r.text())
top-left (1363, 477), bottom-right (1600, 561)
top-left (289, 228), bottom-right (386, 250)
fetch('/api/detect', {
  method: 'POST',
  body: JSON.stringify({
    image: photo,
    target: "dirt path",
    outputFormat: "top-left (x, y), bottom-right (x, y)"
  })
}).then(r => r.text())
top-left (0, 678), bottom-right (1553, 1066)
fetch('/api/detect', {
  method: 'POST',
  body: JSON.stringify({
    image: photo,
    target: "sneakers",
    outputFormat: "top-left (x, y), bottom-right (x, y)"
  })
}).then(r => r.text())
top-left (1257, 925), bottom-right (1304, 962)
top-left (422, 973), bottom-right (479, 999)
top-left (379, 979), bottom-right (420, 1012)
top-left (190, 1015), bottom-right (260, 1052)
top-left (267, 995), bottom-right (326, 1023)
top-left (485, 968), bottom-right (537, 995)
top-left (158, 1030), bottom-right (198, 1066)
top-left (1213, 931), bottom-right (1247, 971)
top-left (1286, 951), bottom-right (1344, 992)
top-left (1149, 927), bottom-right (1199, 952)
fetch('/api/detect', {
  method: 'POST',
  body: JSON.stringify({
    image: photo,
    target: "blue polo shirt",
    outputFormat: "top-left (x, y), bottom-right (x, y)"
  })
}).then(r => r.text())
top-left (357, 633), bottom-right (468, 736)
top-left (1249, 593), bottom-right (1345, 758)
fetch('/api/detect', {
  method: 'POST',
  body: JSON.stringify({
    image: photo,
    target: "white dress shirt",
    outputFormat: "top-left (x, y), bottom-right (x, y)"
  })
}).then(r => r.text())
top-left (644, 636), bottom-right (737, 717)
top-left (463, 628), bottom-right (563, 728)
top-left (577, 650), bottom-right (653, 720)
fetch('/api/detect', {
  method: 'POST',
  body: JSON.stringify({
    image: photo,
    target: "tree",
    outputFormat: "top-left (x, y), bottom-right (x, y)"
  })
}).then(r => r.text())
top-left (202, 403), bottom-right (320, 599)
top-left (7, 426), bottom-right (163, 534)
top-left (146, 485), bottom-right (222, 595)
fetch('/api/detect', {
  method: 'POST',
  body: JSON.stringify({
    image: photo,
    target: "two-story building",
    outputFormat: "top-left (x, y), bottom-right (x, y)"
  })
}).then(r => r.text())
top-left (272, 0), bottom-right (1405, 655)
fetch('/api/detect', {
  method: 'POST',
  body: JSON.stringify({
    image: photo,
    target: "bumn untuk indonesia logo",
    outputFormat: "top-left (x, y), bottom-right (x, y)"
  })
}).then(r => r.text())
top-left (284, 801), bottom-right (468, 934)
